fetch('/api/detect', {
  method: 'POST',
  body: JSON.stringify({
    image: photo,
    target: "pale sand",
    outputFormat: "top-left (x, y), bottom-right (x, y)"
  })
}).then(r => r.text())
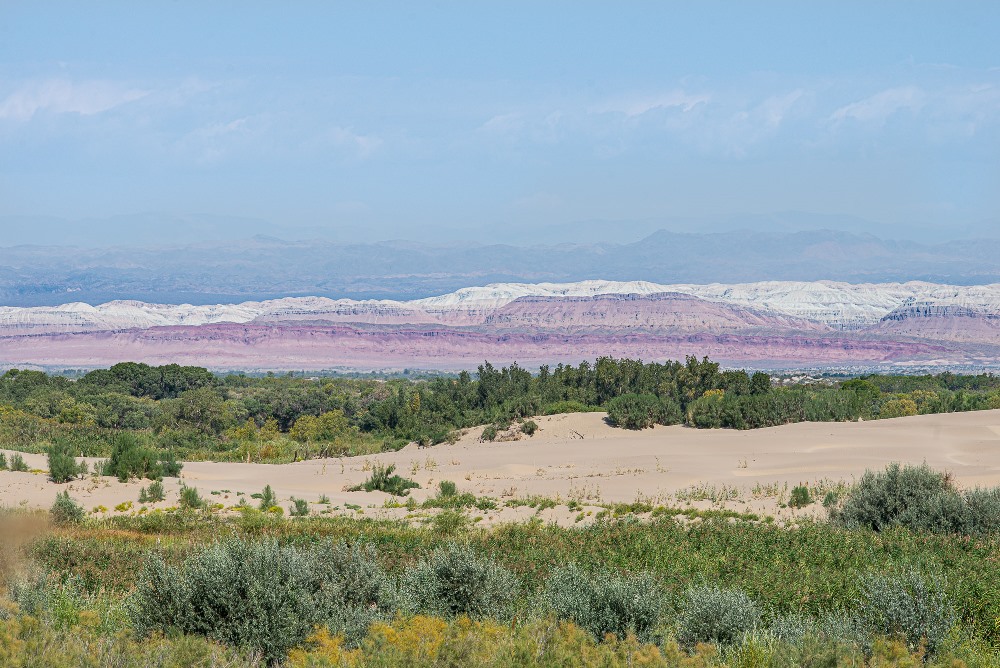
top-left (4, 410), bottom-right (1000, 525)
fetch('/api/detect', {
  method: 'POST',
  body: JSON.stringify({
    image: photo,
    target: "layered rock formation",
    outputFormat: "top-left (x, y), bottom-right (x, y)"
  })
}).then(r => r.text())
top-left (1, 279), bottom-right (999, 370)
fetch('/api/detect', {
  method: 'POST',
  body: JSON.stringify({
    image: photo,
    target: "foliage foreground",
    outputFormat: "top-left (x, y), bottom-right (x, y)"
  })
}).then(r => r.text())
top-left (4, 492), bottom-right (1000, 667)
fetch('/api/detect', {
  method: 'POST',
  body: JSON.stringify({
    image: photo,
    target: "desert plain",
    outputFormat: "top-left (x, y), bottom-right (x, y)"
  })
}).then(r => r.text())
top-left (4, 409), bottom-right (1000, 525)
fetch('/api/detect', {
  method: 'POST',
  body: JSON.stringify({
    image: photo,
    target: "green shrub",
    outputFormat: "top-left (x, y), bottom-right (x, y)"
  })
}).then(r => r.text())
top-left (400, 543), bottom-right (520, 620)
top-left (606, 393), bottom-right (659, 429)
top-left (258, 484), bottom-right (278, 510)
top-left (46, 441), bottom-right (87, 483)
top-left (9, 572), bottom-right (96, 630)
top-left (50, 490), bottom-right (85, 525)
top-left (963, 486), bottom-right (1000, 536)
top-left (10, 453), bottom-right (29, 472)
top-left (101, 433), bottom-right (181, 481)
top-left (131, 539), bottom-right (320, 664)
top-left (179, 485), bottom-right (204, 510)
top-left (480, 425), bottom-right (498, 441)
top-left (544, 563), bottom-right (664, 642)
top-left (789, 485), bottom-right (812, 508)
top-left (606, 393), bottom-right (681, 430)
top-left (677, 585), bottom-right (761, 646)
top-left (289, 497), bottom-right (309, 517)
top-left (520, 420), bottom-right (538, 436)
top-left (138, 480), bottom-right (165, 503)
top-left (132, 538), bottom-right (397, 659)
top-left (159, 450), bottom-right (183, 477)
top-left (430, 509), bottom-right (469, 534)
top-left (833, 463), bottom-right (1000, 536)
top-left (822, 491), bottom-right (839, 508)
top-left (311, 541), bottom-right (395, 646)
top-left (769, 611), bottom-right (865, 648)
top-left (856, 569), bottom-right (955, 654)
top-left (0, 452), bottom-right (7, 469)
top-left (350, 464), bottom-right (419, 496)
top-left (438, 480), bottom-right (457, 498)
top-left (879, 398), bottom-right (918, 419)
top-left (475, 496), bottom-right (498, 511)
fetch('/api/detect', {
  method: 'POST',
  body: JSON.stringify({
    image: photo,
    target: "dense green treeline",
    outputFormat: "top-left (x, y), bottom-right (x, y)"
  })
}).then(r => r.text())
top-left (2, 359), bottom-right (1000, 463)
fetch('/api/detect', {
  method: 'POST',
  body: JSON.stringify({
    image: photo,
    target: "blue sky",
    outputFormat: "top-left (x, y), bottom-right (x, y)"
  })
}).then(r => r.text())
top-left (1, 1), bottom-right (999, 244)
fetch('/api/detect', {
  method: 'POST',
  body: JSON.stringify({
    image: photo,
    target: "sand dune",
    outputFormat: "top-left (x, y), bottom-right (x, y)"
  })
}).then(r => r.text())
top-left (4, 409), bottom-right (1000, 524)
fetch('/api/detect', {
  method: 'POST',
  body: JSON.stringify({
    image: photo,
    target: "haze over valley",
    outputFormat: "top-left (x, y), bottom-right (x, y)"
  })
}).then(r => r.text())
top-left (5, 228), bottom-right (1000, 307)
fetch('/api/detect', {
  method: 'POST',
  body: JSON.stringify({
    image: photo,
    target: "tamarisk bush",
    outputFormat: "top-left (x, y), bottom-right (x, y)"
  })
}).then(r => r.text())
top-left (400, 543), bottom-right (520, 620)
top-left (833, 463), bottom-right (1000, 536)
top-left (544, 563), bottom-right (664, 642)
top-left (131, 538), bottom-right (396, 663)
top-left (677, 585), bottom-right (762, 646)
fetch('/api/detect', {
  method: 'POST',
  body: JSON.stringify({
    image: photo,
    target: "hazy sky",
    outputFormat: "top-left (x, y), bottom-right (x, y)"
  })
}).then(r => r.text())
top-left (2, 2), bottom-right (999, 244)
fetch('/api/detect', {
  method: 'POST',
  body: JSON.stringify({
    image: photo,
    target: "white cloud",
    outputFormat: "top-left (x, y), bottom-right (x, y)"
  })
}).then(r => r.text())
top-left (691, 90), bottom-right (807, 158)
top-left (326, 126), bottom-right (382, 158)
top-left (757, 89), bottom-right (805, 128)
top-left (594, 90), bottom-right (709, 117)
top-left (198, 117), bottom-right (249, 138)
top-left (176, 116), bottom-right (256, 164)
top-left (830, 86), bottom-right (926, 124)
top-left (0, 79), bottom-right (149, 121)
top-left (480, 112), bottom-right (524, 133)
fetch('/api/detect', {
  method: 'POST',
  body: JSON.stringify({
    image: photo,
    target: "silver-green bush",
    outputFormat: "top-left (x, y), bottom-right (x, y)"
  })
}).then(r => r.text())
top-left (132, 539), bottom-right (321, 664)
top-left (769, 610), bottom-right (865, 650)
top-left (131, 539), bottom-right (398, 661)
top-left (543, 563), bottom-right (664, 642)
top-left (677, 585), bottom-right (761, 646)
top-left (399, 543), bottom-right (520, 620)
top-left (832, 463), bottom-right (1000, 536)
top-left (311, 541), bottom-right (396, 646)
top-left (855, 569), bottom-right (955, 654)
top-left (963, 486), bottom-right (1000, 535)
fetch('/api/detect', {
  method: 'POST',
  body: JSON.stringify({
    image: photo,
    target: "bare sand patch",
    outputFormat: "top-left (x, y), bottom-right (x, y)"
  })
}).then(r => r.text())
top-left (4, 409), bottom-right (1000, 525)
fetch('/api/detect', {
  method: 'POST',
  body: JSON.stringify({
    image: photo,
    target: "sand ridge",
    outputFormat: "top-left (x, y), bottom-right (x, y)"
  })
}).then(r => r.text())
top-left (3, 409), bottom-right (1000, 524)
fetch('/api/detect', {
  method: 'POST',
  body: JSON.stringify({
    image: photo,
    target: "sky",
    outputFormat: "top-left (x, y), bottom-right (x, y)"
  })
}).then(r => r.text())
top-left (1, 1), bottom-right (999, 245)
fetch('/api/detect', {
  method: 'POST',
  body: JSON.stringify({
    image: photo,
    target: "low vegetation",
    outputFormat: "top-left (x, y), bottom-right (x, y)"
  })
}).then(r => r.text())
top-left (606, 393), bottom-right (682, 429)
top-left (5, 357), bottom-right (1000, 664)
top-left (49, 491), bottom-right (84, 525)
top-left (832, 462), bottom-right (1000, 536)
top-left (45, 441), bottom-right (87, 483)
top-left (349, 463), bottom-right (420, 496)
top-left (137, 480), bottom-right (165, 503)
top-left (0, 461), bottom-right (996, 665)
top-left (100, 433), bottom-right (182, 481)
top-left (3, 360), bottom-right (1000, 468)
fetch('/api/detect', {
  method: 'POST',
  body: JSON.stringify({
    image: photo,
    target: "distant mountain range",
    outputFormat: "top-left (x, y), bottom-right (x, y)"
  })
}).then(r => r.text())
top-left (4, 229), bottom-right (1000, 307)
top-left (2, 280), bottom-right (999, 371)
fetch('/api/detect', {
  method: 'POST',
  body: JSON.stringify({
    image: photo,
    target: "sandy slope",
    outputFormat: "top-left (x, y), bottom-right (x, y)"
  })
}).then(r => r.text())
top-left (4, 410), bottom-right (1000, 525)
